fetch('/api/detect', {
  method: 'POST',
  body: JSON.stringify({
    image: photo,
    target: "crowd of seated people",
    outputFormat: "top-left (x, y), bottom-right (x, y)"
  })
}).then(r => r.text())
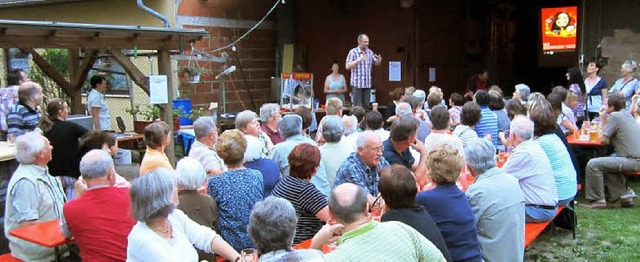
top-left (8, 76), bottom-right (640, 261)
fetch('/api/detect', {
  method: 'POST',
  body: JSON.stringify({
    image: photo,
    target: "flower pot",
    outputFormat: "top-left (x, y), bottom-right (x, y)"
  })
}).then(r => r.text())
top-left (133, 120), bottom-right (153, 134)
top-left (187, 73), bottom-right (201, 84)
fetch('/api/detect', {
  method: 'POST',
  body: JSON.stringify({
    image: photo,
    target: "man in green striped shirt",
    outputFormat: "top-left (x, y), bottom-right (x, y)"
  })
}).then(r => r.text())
top-left (311, 183), bottom-right (445, 261)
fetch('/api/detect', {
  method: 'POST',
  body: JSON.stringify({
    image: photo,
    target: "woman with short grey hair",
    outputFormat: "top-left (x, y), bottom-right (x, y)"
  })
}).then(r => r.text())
top-left (248, 196), bottom-right (324, 260)
top-left (236, 110), bottom-right (273, 157)
top-left (319, 116), bottom-right (351, 186)
top-left (259, 103), bottom-right (283, 145)
top-left (127, 168), bottom-right (239, 262)
top-left (176, 157), bottom-right (219, 262)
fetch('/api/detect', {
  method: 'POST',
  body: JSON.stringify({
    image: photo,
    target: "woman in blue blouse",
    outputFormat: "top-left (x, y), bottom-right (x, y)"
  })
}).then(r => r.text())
top-left (208, 129), bottom-right (264, 252)
top-left (415, 144), bottom-right (482, 262)
top-left (323, 61), bottom-right (347, 104)
top-left (584, 61), bottom-right (608, 120)
top-left (609, 60), bottom-right (639, 110)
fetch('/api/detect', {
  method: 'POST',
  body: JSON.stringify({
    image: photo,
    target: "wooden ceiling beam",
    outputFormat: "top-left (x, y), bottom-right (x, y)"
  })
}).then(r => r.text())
top-left (109, 49), bottom-right (150, 95)
top-left (71, 49), bottom-right (98, 89)
top-left (21, 47), bottom-right (74, 95)
top-left (0, 35), bottom-right (199, 50)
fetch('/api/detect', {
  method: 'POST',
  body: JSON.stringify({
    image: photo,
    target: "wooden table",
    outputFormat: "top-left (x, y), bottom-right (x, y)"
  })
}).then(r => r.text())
top-left (115, 132), bottom-right (145, 151)
top-left (8, 219), bottom-right (73, 262)
top-left (0, 142), bottom-right (18, 253)
top-left (567, 134), bottom-right (604, 147)
top-left (293, 238), bottom-right (334, 254)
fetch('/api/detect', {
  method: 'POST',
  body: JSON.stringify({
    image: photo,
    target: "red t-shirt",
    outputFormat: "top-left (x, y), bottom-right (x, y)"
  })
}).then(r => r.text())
top-left (63, 187), bottom-right (136, 261)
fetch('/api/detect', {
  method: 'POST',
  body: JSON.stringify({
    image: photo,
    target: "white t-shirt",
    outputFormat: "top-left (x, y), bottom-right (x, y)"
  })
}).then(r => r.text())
top-left (127, 209), bottom-right (218, 262)
top-left (87, 89), bottom-right (111, 130)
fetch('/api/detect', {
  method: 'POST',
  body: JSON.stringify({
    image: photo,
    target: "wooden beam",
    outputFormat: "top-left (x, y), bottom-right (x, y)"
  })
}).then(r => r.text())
top-left (21, 48), bottom-right (74, 95)
top-left (71, 49), bottom-right (98, 88)
top-left (109, 49), bottom-right (150, 95)
top-left (0, 35), bottom-right (200, 50)
top-left (158, 48), bottom-right (175, 165)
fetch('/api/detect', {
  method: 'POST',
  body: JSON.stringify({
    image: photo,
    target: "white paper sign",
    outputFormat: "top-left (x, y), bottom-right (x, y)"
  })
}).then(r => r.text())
top-left (429, 67), bottom-right (436, 82)
top-left (389, 61), bottom-right (401, 82)
top-left (149, 75), bottom-right (168, 104)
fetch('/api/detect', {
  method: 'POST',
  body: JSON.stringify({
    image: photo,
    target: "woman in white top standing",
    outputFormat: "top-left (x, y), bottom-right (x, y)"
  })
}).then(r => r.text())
top-left (584, 61), bottom-right (608, 119)
top-left (323, 61), bottom-right (348, 104)
top-left (87, 75), bottom-right (111, 131)
top-left (127, 168), bottom-right (240, 262)
top-left (609, 60), bottom-right (639, 110)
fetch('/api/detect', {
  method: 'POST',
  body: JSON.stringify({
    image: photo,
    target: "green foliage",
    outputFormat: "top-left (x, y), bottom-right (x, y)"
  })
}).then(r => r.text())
top-left (177, 65), bottom-right (206, 75)
top-left (126, 104), bottom-right (183, 121)
top-left (29, 49), bottom-right (70, 104)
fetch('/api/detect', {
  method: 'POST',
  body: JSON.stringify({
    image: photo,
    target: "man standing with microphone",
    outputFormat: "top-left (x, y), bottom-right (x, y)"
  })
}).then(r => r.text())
top-left (346, 34), bottom-right (382, 111)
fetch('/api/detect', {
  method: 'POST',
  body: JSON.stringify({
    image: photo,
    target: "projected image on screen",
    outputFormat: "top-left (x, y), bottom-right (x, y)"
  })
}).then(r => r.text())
top-left (541, 6), bottom-right (578, 52)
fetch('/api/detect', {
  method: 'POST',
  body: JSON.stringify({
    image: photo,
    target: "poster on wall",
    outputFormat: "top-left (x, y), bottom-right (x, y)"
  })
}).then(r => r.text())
top-left (281, 72), bottom-right (313, 110)
top-left (541, 6), bottom-right (578, 52)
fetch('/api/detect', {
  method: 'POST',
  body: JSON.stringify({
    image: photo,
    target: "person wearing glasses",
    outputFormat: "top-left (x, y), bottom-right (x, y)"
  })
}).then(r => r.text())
top-left (334, 131), bottom-right (390, 204)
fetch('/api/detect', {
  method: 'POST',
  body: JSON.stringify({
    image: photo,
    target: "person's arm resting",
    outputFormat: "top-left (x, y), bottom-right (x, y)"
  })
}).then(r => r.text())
top-left (10, 179), bottom-right (41, 227)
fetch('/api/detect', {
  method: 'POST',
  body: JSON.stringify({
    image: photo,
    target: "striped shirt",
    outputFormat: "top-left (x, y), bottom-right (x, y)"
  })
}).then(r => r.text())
top-left (271, 176), bottom-right (327, 244)
top-left (326, 221), bottom-right (445, 261)
top-left (346, 47), bottom-right (378, 89)
top-left (535, 134), bottom-right (577, 201)
top-left (452, 125), bottom-right (479, 148)
top-left (7, 102), bottom-right (41, 136)
top-left (474, 106), bottom-right (499, 147)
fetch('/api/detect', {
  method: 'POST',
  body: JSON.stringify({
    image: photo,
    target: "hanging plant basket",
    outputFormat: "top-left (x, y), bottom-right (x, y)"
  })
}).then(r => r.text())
top-left (178, 66), bottom-right (206, 84)
top-left (186, 73), bottom-right (201, 84)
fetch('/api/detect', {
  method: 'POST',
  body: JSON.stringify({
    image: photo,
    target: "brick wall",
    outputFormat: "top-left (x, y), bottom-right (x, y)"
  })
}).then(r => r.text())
top-left (177, 0), bottom-right (277, 113)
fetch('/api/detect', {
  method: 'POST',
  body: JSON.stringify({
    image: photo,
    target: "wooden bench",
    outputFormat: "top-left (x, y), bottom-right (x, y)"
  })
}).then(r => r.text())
top-left (524, 201), bottom-right (577, 248)
top-left (0, 253), bottom-right (22, 262)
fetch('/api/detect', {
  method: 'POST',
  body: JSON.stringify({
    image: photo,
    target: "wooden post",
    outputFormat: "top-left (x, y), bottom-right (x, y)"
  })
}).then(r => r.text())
top-left (158, 48), bottom-right (175, 165)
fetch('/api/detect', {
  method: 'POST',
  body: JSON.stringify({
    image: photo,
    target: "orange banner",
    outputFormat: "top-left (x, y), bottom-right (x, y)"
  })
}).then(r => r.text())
top-left (541, 6), bottom-right (578, 51)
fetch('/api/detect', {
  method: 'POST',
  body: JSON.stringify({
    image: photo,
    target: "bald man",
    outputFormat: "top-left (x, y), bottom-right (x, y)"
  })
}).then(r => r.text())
top-left (333, 131), bottom-right (390, 203)
top-left (7, 81), bottom-right (43, 136)
top-left (311, 183), bottom-right (445, 261)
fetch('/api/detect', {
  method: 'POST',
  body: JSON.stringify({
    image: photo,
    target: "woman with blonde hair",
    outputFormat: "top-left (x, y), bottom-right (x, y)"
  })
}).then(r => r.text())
top-left (415, 144), bottom-right (482, 262)
top-left (208, 129), bottom-right (263, 252)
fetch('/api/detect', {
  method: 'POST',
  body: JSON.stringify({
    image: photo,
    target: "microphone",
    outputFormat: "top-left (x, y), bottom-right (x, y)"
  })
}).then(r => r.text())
top-left (215, 66), bottom-right (236, 79)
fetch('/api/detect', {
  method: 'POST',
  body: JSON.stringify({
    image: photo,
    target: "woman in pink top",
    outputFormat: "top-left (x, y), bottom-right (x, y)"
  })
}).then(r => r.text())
top-left (75, 130), bottom-right (132, 196)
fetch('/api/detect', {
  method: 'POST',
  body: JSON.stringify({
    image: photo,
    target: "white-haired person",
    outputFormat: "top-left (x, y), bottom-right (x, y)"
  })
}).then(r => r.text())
top-left (244, 135), bottom-right (281, 197)
top-left (513, 84), bottom-right (531, 105)
top-left (319, 116), bottom-right (352, 186)
top-left (61, 149), bottom-right (135, 261)
top-left (176, 157), bottom-right (219, 262)
top-left (127, 168), bottom-right (240, 262)
top-left (248, 196), bottom-right (325, 261)
top-left (269, 114), bottom-right (330, 196)
top-left (464, 138), bottom-right (525, 262)
top-left (260, 103), bottom-right (284, 145)
top-left (609, 60), bottom-right (640, 109)
top-left (236, 110), bottom-right (273, 158)
top-left (341, 114), bottom-right (360, 151)
top-left (189, 117), bottom-right (226, 176)
top-left (5, 131), bottom-right (66, 261)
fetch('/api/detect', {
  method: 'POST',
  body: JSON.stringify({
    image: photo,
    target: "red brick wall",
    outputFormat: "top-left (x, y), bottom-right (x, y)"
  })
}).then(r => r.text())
top-left (177, 0), bottom-right (277, 113)
top-left (295, 0), bottom-right (466, 105)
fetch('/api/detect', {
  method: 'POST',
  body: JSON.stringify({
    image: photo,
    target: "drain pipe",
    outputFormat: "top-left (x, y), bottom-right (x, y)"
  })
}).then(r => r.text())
top-left (137, 0), bottom-right (170, 28)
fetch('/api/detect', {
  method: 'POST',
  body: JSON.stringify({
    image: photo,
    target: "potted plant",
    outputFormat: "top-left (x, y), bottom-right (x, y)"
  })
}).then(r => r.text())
top-left (125, 105), bottom-right (158, 134)
top-left (126, 105), bottom-right (182, 133)
top-left (178, 66), bottom-right (207, 84)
